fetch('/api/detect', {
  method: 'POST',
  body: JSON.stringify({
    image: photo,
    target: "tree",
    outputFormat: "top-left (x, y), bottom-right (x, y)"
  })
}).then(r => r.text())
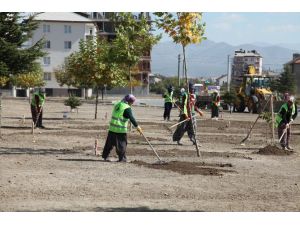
top-left (112, 12), bottom-right (161, 94)
top-left (56, 37), bottom-right (127, 119)
top-left (54, 59), bottom-right (80, 96)
top-left (11, 64), bottom-right (45, 103)
top-left (154, 12), bottom-right (206, 91)
top-left (0, 13), bottom-right (45, 77)
top-left (270, 65), bottom-right (296, 95)
top-left (0, 12), bottom-right (45, 136)
top-left (154, 12), bottom-right (206, 157)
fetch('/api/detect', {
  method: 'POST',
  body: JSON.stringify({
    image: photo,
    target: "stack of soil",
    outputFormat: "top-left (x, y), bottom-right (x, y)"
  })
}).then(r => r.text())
top-left (257, 145), bottom-right (293, 155)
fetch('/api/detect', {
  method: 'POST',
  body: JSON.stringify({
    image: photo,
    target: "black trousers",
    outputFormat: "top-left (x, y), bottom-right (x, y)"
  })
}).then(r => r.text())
top-left (163, 102), bottom-right (173, 120)
top-left (211, 104), bottom-right (219, 118)
top-left (172, 114), bottom-right (196, 143)
top-left (102, 131), bottom-right (127, 161)
top-left (31, 105), bottom-right (43, 127)
top-left (278, 123), bottom-right (291, 148)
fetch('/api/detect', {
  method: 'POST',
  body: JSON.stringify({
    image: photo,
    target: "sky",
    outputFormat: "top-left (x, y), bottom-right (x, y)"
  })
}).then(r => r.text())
top-left (156, 12), bottom-right (300, 46)
top-left (204, 12), bottom-right (300, 45)
top-left (3, 0), bottom-right (300, 47)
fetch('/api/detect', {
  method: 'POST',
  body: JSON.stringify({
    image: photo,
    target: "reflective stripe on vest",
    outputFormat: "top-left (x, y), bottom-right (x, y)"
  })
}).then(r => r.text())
top-left (275, 103), bottom-right (295, 128)
top-left (31, 92), bottom-right (45, 107)
top-left (164, 91), bottom-right (173, 103)
top-left (189, 93), bottom-right (196, 114)
top-left (183, 92), bottom-right (188, 116)
top-left (109, 101), bottom-right (130, 133)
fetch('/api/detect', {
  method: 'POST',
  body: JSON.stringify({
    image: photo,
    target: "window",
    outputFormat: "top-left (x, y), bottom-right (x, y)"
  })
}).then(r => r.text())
top-left (43, 57), bottom-right (50, 65)
top-left (43, 24), bottom-right (50, 33)
top-left (44, 40), bottom-right (51, 49)
top-left (43, 72), bottom-right (51, 81)
top-left (89, 28), bottom-right (93, 35)
top-left (64, 41), bottom-right (72, 49)
top-left (64, 25), bottom-right (72, 33)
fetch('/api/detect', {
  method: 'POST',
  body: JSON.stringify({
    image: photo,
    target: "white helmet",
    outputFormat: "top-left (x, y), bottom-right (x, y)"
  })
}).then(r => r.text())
top-left (180, 88), bottom-right (185, 93)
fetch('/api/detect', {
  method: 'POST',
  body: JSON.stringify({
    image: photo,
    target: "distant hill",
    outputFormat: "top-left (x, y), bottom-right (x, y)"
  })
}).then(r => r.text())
top-left (151, 40), bottom-right (299, 77)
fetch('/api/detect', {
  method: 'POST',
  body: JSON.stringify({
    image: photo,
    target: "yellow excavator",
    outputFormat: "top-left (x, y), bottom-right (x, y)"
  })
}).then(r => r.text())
top-left (234, 65), bottom-right (273, 113)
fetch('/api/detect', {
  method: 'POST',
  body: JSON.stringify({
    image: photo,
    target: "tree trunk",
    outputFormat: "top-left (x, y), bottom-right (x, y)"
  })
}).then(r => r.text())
top-left (129, 65), bottom-right (132, 94)
top-left (182, 45), bottom-right (188, 90)
top-left (101, 88), bottom-right (104, 100)
top-left (28, 91), bottom-right (31, 104)
top-left (0, 91), bottom-right (2, 137)
top-left (182, 45), bottom-right (200, 157)
top-left (94, 87), bottom-right (99, 120)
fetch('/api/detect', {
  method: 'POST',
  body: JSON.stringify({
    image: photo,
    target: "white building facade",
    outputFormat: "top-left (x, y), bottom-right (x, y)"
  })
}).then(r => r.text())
top-left (28, 12), bottom-right (97, 97)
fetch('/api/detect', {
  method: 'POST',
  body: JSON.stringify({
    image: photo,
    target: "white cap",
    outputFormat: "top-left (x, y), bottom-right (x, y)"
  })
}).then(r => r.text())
top-left (180, 88), bottom-right (185, 93)
top-left (288, 95), bottom-right (295, 103)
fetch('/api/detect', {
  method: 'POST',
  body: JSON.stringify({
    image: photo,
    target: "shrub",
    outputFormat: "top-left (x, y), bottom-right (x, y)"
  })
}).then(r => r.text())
top-left (64, 95), bottom-right (82, 111)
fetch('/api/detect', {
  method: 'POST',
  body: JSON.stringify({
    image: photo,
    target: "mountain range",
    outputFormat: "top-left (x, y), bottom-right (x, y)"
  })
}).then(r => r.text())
top-left (151, 40), bottom-right (300, 77)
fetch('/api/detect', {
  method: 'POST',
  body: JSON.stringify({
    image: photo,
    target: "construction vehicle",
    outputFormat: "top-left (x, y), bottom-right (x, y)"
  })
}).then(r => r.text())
top-left (194, 84), bottom-right (220, 109)
top-left (233, 65), bottom-right (273, 113)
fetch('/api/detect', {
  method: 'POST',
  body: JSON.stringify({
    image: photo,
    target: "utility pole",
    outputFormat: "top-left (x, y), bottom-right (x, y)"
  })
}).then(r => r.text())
top-left (227, 54), bottom-right (231, 92)
top-left (177, 54), bottom-right (181, 86)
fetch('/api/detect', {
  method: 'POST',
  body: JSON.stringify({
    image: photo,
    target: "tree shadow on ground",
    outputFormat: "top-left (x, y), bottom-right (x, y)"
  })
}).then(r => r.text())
top-left (17, 206), bottom-right (203, 212)
top-left (58, 158), bottom-right (104, 162)
top-left (1, 125), bottom-right (61, 130)
top-left (93, 206), bottom-right (203, 212)
top-left (0, 147), bottom-right (78, 155)
top-left (232, 147), bottom-right (259, 150)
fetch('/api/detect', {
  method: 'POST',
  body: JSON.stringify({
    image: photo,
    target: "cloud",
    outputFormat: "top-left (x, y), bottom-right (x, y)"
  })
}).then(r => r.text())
top-left (211, 13), bottom-right (244, 31)
top-left (266, 24), bottom-right (300, 32)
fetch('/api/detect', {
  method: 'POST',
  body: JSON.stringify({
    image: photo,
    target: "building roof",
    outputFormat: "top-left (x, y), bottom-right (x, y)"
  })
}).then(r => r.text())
top-left (216, 74), bottom-right (227, 81)
top-left (234, 52), bottom-right (262, 57)
top-left (34, 12), bottom-right (94, 23)
top-left (234, 49), bottom-right (262, 57)
top-left (285, 57), bottom-right (300, 65)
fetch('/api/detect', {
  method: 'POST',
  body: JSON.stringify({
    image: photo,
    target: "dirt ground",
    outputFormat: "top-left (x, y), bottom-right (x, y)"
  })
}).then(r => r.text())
top-left (0, 97), bottom-right (299, 212)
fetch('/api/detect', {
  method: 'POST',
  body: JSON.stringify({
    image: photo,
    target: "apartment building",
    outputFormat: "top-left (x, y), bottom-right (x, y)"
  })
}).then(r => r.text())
top-left (231, 49), bottom-right (263, 87)
top-left (20, 12), bottom-right (97, 97)
top-left (285, 53), bottom-right (300, 96)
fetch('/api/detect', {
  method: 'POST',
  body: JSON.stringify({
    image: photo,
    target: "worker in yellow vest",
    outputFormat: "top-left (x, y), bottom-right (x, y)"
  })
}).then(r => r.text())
top-left (173, 83), bottom-right (203, 145)
top-left (31, 88), bottom-right (46, 128)
top-left (275, 95), bottom-right (297, 150)
top-left (102, 94), bottom-right (142, 162)
top-left (163, 85), bottom-right (174, 121)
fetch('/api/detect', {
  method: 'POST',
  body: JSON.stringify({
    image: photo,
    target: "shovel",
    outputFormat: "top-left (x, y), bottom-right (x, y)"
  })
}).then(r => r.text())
top-left (240, 96), bottom-right (271, 145)
top-left (139, 130), bottom-right (167, 165)
top-left (278, 121), bottom-right (293, 143)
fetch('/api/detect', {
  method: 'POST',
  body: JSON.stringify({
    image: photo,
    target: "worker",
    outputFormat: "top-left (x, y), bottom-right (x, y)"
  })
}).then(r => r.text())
top-left (163, 85), bottom-right (174, 121)
top-left (31, 88), bottom-right (46, 128)
top-left (173, 83), bottom-right (203, 145)
top-left (211, 90), bottom-right (220, 119)
top-left (102, 94), bottom-right (142, 162)
top-left (275, 95), bottom-right (298, 150)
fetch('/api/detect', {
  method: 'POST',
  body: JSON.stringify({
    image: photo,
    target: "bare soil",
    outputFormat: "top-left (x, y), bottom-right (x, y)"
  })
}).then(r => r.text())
top-left (0, 98), bottom-right (300, 212)
top-left (257, 145), bottom-right (294, 155)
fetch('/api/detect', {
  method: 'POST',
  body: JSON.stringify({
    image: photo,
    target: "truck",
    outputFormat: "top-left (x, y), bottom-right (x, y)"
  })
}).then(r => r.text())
top-left (194, 84), bottom-right (220, 109)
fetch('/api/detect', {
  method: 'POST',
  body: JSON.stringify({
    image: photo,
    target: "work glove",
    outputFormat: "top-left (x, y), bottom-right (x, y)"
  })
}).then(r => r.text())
top-left (136, 126), bottom-right (143, 135)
